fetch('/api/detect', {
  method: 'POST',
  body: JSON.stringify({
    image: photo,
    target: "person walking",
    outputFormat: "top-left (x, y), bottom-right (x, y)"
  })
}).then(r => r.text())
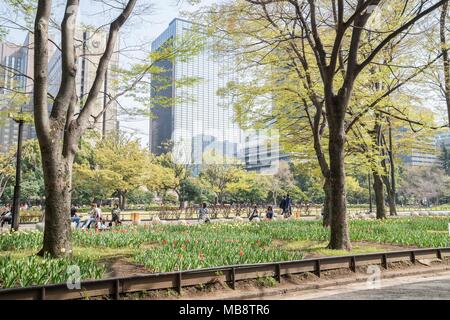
top-left (285, 194), bottom-right (292, 218)
top-left (198, 202), bottom-right (211, 223)
top-left (279, 195), bottom-right (287, 217)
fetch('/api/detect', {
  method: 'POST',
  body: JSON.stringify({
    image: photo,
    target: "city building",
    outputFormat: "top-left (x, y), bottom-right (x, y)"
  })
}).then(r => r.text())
top-left (0, 34), bottom-right (37, 153)
top-left (436, 130), bottom-right (450, 149)
top-left (239, 128), bottom-right (289, 174)
top-left (48, 28), bottom-right (119, 135)
top-left (149, 18), bottom-right (282, 173)
top-left (150, 18), bottom-right (241, 168)
top-left (0, 29), bottom-right (119, 154)
top-left (399, 128), bottom-right (441, 167)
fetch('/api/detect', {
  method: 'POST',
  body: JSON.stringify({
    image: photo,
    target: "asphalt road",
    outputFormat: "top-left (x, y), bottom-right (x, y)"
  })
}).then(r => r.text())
top-left (255, 271), bottom-right (450, 300)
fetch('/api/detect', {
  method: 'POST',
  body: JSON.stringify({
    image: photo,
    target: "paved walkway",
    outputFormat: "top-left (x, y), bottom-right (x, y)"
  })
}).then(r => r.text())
top-left (256, 271), bottom-right (450, 300)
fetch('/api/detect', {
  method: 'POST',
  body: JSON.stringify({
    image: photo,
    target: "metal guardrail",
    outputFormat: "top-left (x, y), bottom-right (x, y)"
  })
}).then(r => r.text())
top-left (0, 247), bottom-right (448, 300)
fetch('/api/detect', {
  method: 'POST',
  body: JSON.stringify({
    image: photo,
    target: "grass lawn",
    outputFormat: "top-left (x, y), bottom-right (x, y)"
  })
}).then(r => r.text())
top-left (1, 217), bottom-right (450, 288)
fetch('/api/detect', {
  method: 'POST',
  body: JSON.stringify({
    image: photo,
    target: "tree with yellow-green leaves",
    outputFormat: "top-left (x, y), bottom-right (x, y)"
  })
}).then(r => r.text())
top-left (0, 153), bottom-right (14, 201)
top-left (0, 0), bottom-right (205, 257)
top-left (226, 171), bottom-right (271, 204)
top-left (155, 150), bottom-right (191, 208)
top-left (197, 0), bottom-right (447, 250)
top-left (199, 151), bottom-right (245, 204)
top-left (73, 132), bottom-right (174, 209)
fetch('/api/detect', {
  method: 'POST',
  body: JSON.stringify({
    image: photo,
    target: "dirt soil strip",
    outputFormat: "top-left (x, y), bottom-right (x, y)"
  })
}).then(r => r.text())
top-left (120, 259), bottom-right (450, 300)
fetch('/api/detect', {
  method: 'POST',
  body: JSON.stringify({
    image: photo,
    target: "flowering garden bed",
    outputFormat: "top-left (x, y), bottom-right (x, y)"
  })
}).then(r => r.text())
top-left (1, 217), bottom-right (450, 289)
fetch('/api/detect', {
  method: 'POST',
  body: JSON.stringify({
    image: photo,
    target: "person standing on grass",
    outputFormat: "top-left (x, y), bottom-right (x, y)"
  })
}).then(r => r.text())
top-left (198, 202), bottom-right (211, 223)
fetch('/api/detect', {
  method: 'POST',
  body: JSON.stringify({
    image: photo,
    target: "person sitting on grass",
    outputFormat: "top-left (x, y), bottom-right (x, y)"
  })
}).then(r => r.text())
top-left (70, 205), bottom-right (81, 228)
top-left (0, 204), bottom-right (12, 228)
top-left (265, 206), bottom-right (274, 220)
top-left (198, 202), bottom-right (211, 223)
top-left (109, 203), bottom-right (122, 227)
top-left (82, 203), bottom-right (100, 229)
top-left (249, 204), bottom-right (259, 221)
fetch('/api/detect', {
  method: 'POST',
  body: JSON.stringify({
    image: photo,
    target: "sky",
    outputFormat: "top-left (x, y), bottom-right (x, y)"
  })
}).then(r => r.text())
top-left (2, 0), bottom-right (217, 147)
top-left (95, 0), bottom-right (217, 147)
top-left (2, 0), bottom-right (448, 147)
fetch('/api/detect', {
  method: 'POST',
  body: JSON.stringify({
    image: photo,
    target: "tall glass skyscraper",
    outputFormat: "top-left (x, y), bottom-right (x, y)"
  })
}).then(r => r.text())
top-left (150, 18), bottom-right (242, 168)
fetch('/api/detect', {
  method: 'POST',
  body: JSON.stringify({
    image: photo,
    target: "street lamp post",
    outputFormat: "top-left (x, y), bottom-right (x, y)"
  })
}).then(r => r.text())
top-left (11, 117), bottom-right (24, 231)
top-left (102, 68), bottom-right (108, 138)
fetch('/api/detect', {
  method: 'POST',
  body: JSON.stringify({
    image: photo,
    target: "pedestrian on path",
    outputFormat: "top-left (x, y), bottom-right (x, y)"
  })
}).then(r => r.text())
top-left (285, 194), bottom-right (292, 218)
top-left (279, 195), bottom-right (287, 217)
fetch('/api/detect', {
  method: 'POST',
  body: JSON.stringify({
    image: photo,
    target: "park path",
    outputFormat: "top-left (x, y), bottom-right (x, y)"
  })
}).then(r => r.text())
top-left (253, 270), bottom-right (450, 300)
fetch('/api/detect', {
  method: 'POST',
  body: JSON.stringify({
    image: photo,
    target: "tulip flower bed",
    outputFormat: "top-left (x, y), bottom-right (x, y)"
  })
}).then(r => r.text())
top-left (0, 254), bottom-right (105, 288)
top-left (1, 217), bottom-right (450, 288)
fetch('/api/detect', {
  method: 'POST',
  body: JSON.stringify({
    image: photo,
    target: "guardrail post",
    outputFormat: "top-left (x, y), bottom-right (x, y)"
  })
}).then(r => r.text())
top-left (382, 254), bottom-right (388, 270)
top-left (437, 249), bottom-right (443, 260)
top-left (315, 260), bottom-right (321, 278)
top-left (231, 267), bottom-right (236, 290)
top-left (350, 256), bottom-right (356, 272)
top-left (276, 264), bottom-right (281, 283)
top-left (114, 279), bottom-right (120, 300)
top-left (410, 251), bottom-right (416, 264)
top-left (40, 287), bottom-right (46, 300)
top-left (177, 272), bottom-right (182, 295)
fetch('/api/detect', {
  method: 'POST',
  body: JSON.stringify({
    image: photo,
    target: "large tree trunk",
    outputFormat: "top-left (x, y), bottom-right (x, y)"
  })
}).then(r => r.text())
top-left (38, 153), bottom-right (73, 257)
top-left (327, 112), bottom-right (351, 250)
top-left (372, 170), bottom-right (386, 219)
top-left (175, 190), bottom-right (183, 209)
top-left (32, 0), bottom-right (136, 258)
top-left (118, 191), bottom-right (127, 210)
top-left (386, 187), bottom-right (397, 216)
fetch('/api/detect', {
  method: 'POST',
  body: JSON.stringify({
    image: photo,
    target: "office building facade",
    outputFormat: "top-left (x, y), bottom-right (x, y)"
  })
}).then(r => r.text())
top-left (0, 34), bottom-right (36, 153)
top-left (399, 128), bottom-right (441, 167)
top-left (150, 18), bottom-right (242, 169)
top-left (48, 29), bottom-right (119, 135)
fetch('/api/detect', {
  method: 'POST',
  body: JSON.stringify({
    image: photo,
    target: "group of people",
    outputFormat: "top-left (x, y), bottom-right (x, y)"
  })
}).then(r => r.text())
top-left (279, 194), bottom-right (293, 218)
top-left (248, 205), bottom-right (275, 221)
top-left (197, 194), bottom-right (293, 223)
top-left (248, 194), bottom-right (293, 221)
top-left (70, 203), bottom-right (122, 230)
top-left (2, 195), bottom-right (295, 229)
